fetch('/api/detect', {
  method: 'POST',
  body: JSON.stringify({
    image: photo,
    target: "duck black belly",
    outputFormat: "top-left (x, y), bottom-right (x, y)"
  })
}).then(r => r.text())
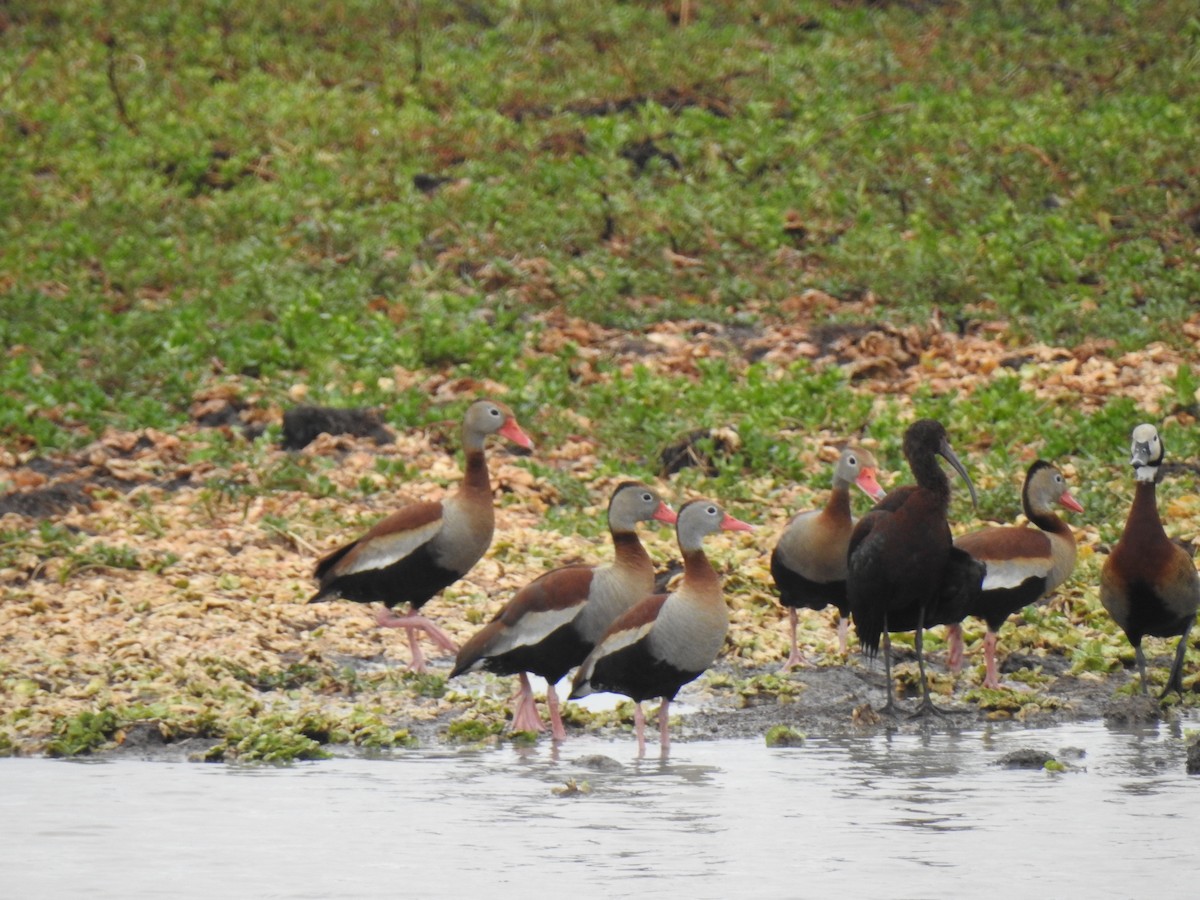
top-left (1122, 580), bottom-right (1195, 643)
top-left (971, 576), bottom-right (1046, 632)
top-left (587, 639), bottom-right (700, 703)
top-left (770, 552), bottom-right (847, 613)
top-left (312, 542), bottom-right (459, 611)
top-left (476, 625), bottom-right (593, 685)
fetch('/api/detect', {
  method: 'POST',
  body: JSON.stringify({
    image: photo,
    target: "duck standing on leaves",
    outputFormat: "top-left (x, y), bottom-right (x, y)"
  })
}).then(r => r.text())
top-left (1100, 424), bottom-right (1199, 698)
top-left (947, 461), bottom-right (1083, 689)
top-left (771, 447), bottom-right (886, 670)
top-left (309, 399), bottom-right (533, 673)
top-left (450, 482), bottom-right (677, 740)
top-left (569, 499), bottom-right (753, 756)
top-left (847, 419), bottom-right (983, 716)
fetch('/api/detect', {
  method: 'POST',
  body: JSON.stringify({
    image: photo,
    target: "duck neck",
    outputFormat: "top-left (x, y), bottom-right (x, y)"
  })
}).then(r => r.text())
top-left (611, 529), bottom-right (652, 573)
top-left (1023, 489), bottom-right (1068, 536)
top-left (1026, 505), bottom-right (1070, 536)
top-left (1126, 480), bottom-right (1166, 542)
top-left (459, 447), bottom-right (492, 499)
top-left (680, 546), bottom-right (719, 594)
top-left (824, 484), bottom-right (852, 524)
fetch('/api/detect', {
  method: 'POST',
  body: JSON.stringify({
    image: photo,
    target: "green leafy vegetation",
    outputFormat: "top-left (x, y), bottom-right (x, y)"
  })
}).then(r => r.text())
top-left (764, 724), bottom-right (806, 747)
top-left (2, 0), bottom-right (1199, 758)
top-left (2, 0), bottom-right (1197, 453)
top-left (446, 718), bottom-right (501, 743)
top-left (45, 708), bottom-right (122, 757)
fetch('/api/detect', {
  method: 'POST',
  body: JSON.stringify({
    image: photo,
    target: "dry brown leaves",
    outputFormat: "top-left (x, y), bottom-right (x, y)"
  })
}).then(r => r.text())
top-left (2, 307), bottom-right (1199, 751)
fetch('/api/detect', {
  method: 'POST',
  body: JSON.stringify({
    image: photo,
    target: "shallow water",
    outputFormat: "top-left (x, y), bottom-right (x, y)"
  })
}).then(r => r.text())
top-left (3, 718), bottom-right (1196, 899)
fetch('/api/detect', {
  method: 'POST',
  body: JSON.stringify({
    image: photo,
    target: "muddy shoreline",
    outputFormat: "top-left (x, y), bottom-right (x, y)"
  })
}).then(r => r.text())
top-left (96, 648), bottom-right (1179, 763)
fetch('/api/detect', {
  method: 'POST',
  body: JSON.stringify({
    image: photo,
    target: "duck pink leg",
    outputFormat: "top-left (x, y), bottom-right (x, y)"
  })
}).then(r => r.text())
top-left (375, 607), bottom-right (459, 672)
top-left (837, 615), bottom-right (850, 656)
top-left (545, 682), bottom-right (567, 742)
top-left (982, 630), bottom-right (1001, 689)
top-left (633, 702), bottom-right (647, 757)
top-left (658, 698), bottom-right (671, 755)
top-left (780, 609), bottom-right (810, 672)
top-left (510, 672), bottom-right (545, 733)
top-left (946, 623), bottom-right (964, 673)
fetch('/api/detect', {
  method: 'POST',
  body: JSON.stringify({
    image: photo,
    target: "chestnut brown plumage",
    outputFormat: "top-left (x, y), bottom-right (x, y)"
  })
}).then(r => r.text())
top-left (449, 482), bottom-right (677, 740)
top-left (1100, 424), bottom-right (1199, 698)
top-left (309, 399), bottom-right (533, 673)
top-left (771, 447), bottom-right (885, 670)
top-left (947, 461), bottom-right (1083, 688)
top-left (569, 499), bottom-right (753, 756)
top-left (847, 419), bottom-right (983, 716)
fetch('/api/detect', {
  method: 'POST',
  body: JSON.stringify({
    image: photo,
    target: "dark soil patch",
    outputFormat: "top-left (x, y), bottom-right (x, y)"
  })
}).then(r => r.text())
top-left (659, 427), bottom-right (739, 476)
top-left (0, 481), bottom-right (95, 518)
top-left (281, 406), bottom-right (394, 450)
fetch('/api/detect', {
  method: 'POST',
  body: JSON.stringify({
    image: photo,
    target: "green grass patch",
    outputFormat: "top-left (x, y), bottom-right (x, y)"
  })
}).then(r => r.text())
top-left (1, 0), bottom-right (1197, 453)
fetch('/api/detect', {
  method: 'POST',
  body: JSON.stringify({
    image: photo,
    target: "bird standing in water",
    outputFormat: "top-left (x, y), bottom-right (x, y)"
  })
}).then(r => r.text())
top-left (450, 482), bottom-right (676, 740)
top-left (569, 499), bottom-right (753, 756)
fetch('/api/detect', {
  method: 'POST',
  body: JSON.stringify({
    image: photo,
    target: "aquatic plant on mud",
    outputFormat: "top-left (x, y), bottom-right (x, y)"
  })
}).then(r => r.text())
top-left (764, 725), bottom-right (806, 748)
top-left (45, 708), bottom-right (122, 757)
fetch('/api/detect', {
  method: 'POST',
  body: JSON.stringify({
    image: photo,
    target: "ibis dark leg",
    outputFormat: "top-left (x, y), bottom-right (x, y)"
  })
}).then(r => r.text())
top-left (910, 606), bottom-right (962, 718)
top-left (1134, 644), bottom-right (1150, 696)
top-left (1161, 625), bottom-right (1192, 699)
top-left (910, 605), bottom-right (940, 717)
top-left (879, 618), bottom-right (899, 716)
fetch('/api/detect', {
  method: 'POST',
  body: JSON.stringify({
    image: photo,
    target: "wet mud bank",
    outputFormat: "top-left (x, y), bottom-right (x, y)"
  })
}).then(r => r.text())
top-left (96, 651), bottom-right (1187, 764)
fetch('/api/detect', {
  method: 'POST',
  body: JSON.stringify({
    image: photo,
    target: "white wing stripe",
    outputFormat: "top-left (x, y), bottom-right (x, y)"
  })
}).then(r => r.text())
top-left (340, 520), bottom-right (442, 575)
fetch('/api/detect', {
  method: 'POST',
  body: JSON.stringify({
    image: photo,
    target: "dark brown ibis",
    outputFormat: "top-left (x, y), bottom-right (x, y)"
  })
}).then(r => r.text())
top-left (449, 482), bottom-right (677, 740)
top-left (847, 419), bottom-right (983, 715)
top-left (771, 447), bottom-right (885, 670)
top-left (1100, 423), bottom-right (1199, 698)
top-left (946, 460), bottom-right (1083, 688)
top-left (568, 499), bottom-right (753, 756)
top-left (309, 399), bottom-right (533, 672)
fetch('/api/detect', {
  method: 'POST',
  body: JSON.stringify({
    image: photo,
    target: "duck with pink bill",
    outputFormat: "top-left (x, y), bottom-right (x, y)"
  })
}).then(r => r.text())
top-left (770, 447), bottom-right (886, 670)
top-left (450, 482), bottom-right (677, 741)
top-left (569, 499), bottom-right (753, 756)
top-left (309, 399), bottom-right (533, 673)
top-left (947, 460), bottom-right (1083, 689)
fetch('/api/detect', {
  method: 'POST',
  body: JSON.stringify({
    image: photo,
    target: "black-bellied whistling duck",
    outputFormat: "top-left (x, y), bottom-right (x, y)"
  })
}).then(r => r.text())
top-left (946, 461), bottom-right (1083, 689)
top-left (847, 419), bottom-right (983, 715)
top-left (771, 447), bottom-right (885, 670)
top-left (449, 482), bottom-right (677, 740)
top-left (309, 399), bottom-right (533, 673)
top-left (1100, 423), bottom-right (1199, 698)
top-left (568, 499), bottom-right (753, 756)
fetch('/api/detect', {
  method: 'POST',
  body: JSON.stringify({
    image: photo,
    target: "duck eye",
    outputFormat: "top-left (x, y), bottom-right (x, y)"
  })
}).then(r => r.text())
top-left (642, 493), bottom-right (653, 502)
top-left (707, 506), bottom-right (718, 515)
top-left (848, 455), bottom-right (857, 466)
